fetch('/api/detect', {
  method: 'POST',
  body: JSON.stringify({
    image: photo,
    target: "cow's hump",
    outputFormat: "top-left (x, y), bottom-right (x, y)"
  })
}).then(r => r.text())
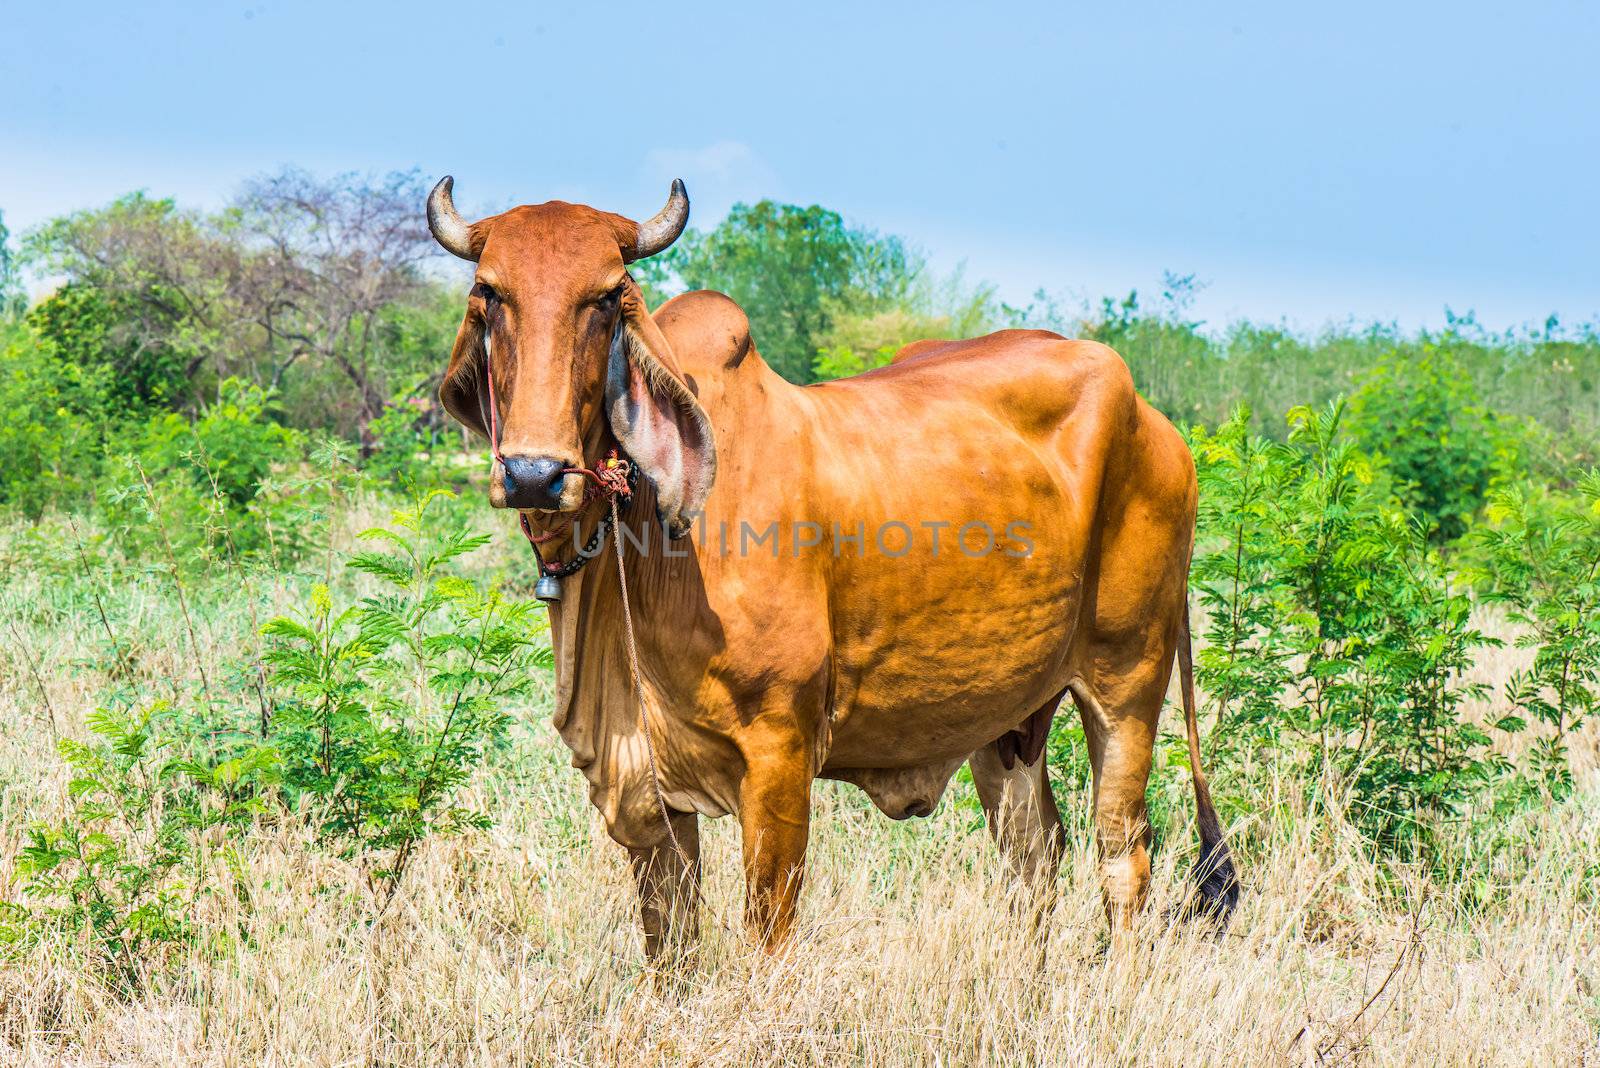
top-left (651, 290), bottom-right (753, 375)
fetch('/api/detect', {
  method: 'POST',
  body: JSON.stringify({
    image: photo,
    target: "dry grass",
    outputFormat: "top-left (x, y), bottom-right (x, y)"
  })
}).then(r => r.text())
top-left (0, 521), bottom-right (1597, 1066)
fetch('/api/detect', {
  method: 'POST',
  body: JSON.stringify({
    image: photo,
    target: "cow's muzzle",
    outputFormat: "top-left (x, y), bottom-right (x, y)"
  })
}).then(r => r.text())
top-left (497, 456), bottom-right (573, 511)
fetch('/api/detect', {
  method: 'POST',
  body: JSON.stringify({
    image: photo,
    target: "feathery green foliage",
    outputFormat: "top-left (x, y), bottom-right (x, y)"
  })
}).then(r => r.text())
top-left (8, 703), bottom-right (275, 985)
top-left (1469, 472), bottom-right (1600, 794)
top-left (4, 491), bottom-right (546, 982)
top-left (1348, 345), bottom-right (1522, 542)
top-left (1189, 402), bottom-right (1540, 852)
top-left (260, 490), bottom-right (546, 893)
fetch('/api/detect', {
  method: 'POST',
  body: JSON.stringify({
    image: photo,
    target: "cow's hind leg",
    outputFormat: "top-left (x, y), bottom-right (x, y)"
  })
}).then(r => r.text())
top-left (1069, 641), bottom-right (1169, 933)
top-left (626, 809), bottom-right (701, 964)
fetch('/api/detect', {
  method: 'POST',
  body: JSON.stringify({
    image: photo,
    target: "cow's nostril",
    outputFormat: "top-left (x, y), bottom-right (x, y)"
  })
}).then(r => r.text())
top-left (501, 456), bottom-right (566, 509)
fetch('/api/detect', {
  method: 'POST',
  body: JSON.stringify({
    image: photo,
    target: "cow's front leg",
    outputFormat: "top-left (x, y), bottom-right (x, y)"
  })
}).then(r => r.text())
top-left (626, 809), bottom-right (701, 963)
top-left (737, 729), bottom-right (813, 948)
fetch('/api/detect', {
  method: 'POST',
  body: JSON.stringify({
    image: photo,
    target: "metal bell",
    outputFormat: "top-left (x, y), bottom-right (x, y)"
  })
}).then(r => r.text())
top-left (534, 574), bottom-right (563, 602)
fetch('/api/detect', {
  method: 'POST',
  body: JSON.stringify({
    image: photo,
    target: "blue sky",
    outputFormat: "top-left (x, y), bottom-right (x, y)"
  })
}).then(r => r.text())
top-left (2, 0), bottom-right (1596, 332)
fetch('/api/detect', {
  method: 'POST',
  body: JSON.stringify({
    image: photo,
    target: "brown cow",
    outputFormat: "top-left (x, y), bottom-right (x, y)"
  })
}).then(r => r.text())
top-left (427, 177), bottom-right (1238, 956)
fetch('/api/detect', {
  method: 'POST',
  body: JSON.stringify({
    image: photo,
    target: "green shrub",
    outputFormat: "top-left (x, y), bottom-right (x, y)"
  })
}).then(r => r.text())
top-left (1469, 471), bottom-right (1600, 794)
top-left (1347, 345), bottom-right (1522, 542)
top-left (101, 378), bottom-right (305, 565)
top-left (1190, 401), bottom-right (1516, 851)
top-left (136, 377), bottom-right (301, 507)
top-left (363, 376), bottom-right (459, 490)
top-left (26, 282), bottom-right (195, 417)
top-left (260, 490), bottom-right (546, 899)
top-left (1189, 406), bottom-right (1296, 758)
top-left (0, 321), bottom-right (111, 517)
top-left (8, 703), bottom-right (276, 985)
top-left (1339, 511), bottom-right (1502, 839)
top-left (4, 491), bottom-right (547, 985)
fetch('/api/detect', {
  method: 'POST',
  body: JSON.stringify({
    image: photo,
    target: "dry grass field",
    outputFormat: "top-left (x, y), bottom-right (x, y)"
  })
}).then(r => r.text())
top-left (0, 513), bottom-right (1597, 1067)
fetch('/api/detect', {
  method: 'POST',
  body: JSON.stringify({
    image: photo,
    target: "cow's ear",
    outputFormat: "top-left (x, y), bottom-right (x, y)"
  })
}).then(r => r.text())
top-left (439, 316), bottom-right (490, 439)
top-left (607, 278), bottom-right (717, 536)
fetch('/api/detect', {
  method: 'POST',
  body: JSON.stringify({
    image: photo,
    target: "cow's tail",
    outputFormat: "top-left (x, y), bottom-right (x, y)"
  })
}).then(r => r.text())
top-left (1178, 602), bottom-right (1240, 923)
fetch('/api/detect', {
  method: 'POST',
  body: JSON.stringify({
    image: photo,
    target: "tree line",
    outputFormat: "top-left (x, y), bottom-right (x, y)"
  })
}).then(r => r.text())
top-left (2, 167), bottom-right (1599, 576)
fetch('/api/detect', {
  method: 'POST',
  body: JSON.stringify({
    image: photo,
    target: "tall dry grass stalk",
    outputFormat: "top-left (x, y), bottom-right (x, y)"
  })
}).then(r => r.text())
top-left (0, 513), bottom-right (1595, 1066)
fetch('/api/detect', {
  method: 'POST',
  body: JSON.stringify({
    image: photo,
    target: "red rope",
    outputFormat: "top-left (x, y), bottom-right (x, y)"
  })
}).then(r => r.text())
top-left (484, 334), bottom-right (507, 468)
top-left (522, 452), bottom-right (633, 547)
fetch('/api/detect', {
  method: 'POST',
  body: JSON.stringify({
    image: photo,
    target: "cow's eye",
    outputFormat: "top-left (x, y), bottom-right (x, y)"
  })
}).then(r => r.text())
top-left (598, 283), bottom-right (623, 308)
top-left (473, 281), bottom-right (499, 304)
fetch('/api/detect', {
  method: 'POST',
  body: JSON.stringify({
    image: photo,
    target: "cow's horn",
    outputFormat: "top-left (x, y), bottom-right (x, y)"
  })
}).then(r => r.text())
top-left (630, 179), bottom-right (689, 261)
top-left (427, 176), bottom-right (477, 261)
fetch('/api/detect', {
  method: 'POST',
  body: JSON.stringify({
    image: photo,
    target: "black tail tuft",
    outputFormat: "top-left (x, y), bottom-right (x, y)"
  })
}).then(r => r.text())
top-left (1177, 595), bottom-right (1241, 928)
top-left (1185, 791), bottom-right (1240, 924)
